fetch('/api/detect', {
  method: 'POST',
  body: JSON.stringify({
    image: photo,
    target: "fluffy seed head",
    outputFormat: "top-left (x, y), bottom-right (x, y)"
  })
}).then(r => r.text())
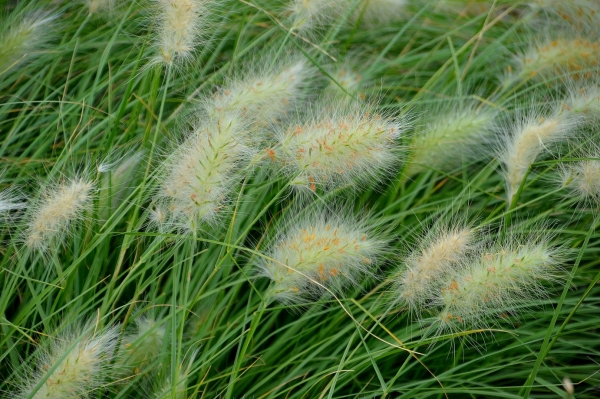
top-left (25, 178), bottom-right (95, 252)
top-left (324, 66), bottom-right (364, 102)
top-left (355, 0), bottom-right (407, 26)
top-left (511, 37), bottom-right (600, 83)
top-left (84, 0), bottom-right (115, 15)
top-left (433, 233), bottom-right (562, 331)
top-left (152, 0), bottom-right (207, 66)
top-left (500, 109), bottom-right (580, 202)
top-left (396, 224), bottom-right (475, 315)
top-left (558, 156), bottom-right (600, 203)
top-left (562, 84), bottom-right (600, 121)
top-left (257, 207), bottom-right (386, 304)
top-left (287, 0), bottom-right (344, 33)
top-left (207, 60), bottom-right (311, 122)
top-left (273, 102), bottom-right (406, 192)
top-left (154, 113), bottom-right (253, 232)
top-left (406, 105), bottom-right (497, 176)
top-left (530, 0), bottom-right (600, 26)
top-left (0, 11), bottom-right (57, 73)
top-left (17, 323), bottom-right (120, 399)
top-left (149, 355), bottom-right (195, 399)
top-left (119, 316), bottom-right (166, 373)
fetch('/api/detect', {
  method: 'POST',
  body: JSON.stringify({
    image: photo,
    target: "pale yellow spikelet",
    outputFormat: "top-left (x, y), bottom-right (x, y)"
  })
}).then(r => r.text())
top-left (0, 10), bottom-right (57, 73)
top-left (207, 59), bottom-right (310, 122)
top-left (18, 323), bottom-right (120, 399)
top-left (500, 109), bottom-right (581, 203)
top-left (434, 231), bottom-right (563, 331)
top-left (287, 0), bottom-right (344, 34)
top-left (154, 112), bottom-right (253, 232)
top-left (25, 178), bottom-right (95, 252)
top-left (152, 0), bottom-right (207, 66)
top-left (397, 223), bottom-right (475, 314)
top-left (511, 37), bottom-right (600, 83)
top-left (406, 104), bottom-right (497, 176)
top-left (274, 102), bottom-right (406, 193)
top-left (562, 84), bottom-right (600, 120)
top-left (257, 206), bottom-right (387, 304)
top-left (558, 155), bottom-right (600, 203)
top-left (530, 0), bottom-right (600, 26)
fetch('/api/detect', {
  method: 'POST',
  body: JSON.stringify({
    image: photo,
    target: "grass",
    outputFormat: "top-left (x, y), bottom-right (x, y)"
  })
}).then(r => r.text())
top-left (1, 0), bottom-right (600, 398)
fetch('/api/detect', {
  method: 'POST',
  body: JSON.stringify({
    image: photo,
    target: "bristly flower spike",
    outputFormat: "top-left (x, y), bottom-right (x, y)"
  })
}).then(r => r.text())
top-left (17, 322), bottom-right (120, 399)
top-left (257, 206), bottom-right (387, 304)
top-left (406, 103), bottom-right (497, 177)
top-left (273, 101), bottom-right (407, 193)
top-left (206, 59), bottom-right (311, 122)
top-left (154, 112), bottom-right (253, 233)
top-left (395, 221), bottom-right (476, 315)
top-left (557, 154), bottom-right (600, 204)
top-left (499, 108), bottom-right (581, 204)
top-left (507, 36), bottom-right (600, 85)
top-left (24, 177), bottom-right (95, 253)
top-left (0, 10), bottom-right (57, 73)
top-left (287, 0), bottom-right (344, 34)
top-left (433, 230), bottom-right (563, 332)
top-left (151, 0), bottom-right (208, 66)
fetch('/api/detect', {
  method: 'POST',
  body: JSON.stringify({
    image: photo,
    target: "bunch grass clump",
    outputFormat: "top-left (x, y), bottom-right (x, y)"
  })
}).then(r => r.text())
top-left (2, 0), bottom-right (600, 397)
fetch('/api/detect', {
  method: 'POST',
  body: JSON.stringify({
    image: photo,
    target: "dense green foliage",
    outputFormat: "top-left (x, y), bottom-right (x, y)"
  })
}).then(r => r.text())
top-left (1, 0), bottom-right (599, 398)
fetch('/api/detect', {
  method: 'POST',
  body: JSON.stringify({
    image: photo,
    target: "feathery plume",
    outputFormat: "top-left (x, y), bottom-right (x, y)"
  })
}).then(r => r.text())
top-left (273, 102), bottom-right (406, 193)
top-left (151, 0), bottom-right (208, 66)
top-left (324, 66), bottom-right (364, 102)
top-left (149, 353), bottom-right (196, 399)
top-left (257, 206), bottom-right (387, 304)
top-left (433, 231), bottom-right (563, 331)
top-left (119, 316), bottom-right (166, 374)
top-left (499, 109), bottom-right (580, 203)
top-left (84, 0), bottom-right (116, 15)
top-left (406, 104), bottom-right (497, 176)
top-left (395, 223), bottom-right (476, 315)
top-left (557, 156), bottom-right (600, 203)
top-left (17, 323), bottom-right (120, 399)
top-left (562, 83), bottom-right (600, 121)
top-left (206, 59), bottom-right (311, 122)
top-left (24, 178), bottom-right (95, 252)
top-left (287, 0), bottom-right (344, 34)
top-left (154, 112), bottom-right (253, 232)
top-left (355, 0), bottom-right (407, 26)
top-left (509, 36), bottom-right (600, 84)
top-left (530, 0), bottom-right (600, 26)
top-left (0, 11), bottom-right (57, 73)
